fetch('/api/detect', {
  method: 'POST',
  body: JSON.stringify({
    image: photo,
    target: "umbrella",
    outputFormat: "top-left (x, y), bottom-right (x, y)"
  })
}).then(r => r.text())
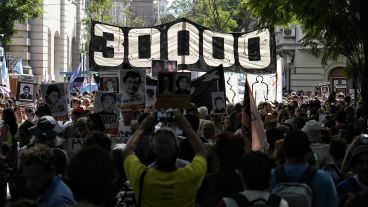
top-left (0, 86), bottom-right (11, 94)
top-left (80, 83), bottom-right (99, 94)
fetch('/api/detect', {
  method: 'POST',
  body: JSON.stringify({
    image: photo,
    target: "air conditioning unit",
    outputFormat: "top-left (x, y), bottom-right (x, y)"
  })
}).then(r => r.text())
top-left (283, 27), bottom-right (296, 37)
top-left (0, 47), bottom-right (4, 57)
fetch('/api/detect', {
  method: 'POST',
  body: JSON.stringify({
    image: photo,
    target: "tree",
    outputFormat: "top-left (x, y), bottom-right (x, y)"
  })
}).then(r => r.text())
top-left (168, 0), bottom-right (252, 32)
top-left (244, 0), bottom-right (368, 119)
top-left (81, 0), bottom-right (113, 53)
top-left (0, 0), bottom-right (43, 45)
top-left (119, 2), bottom-right (149, 27)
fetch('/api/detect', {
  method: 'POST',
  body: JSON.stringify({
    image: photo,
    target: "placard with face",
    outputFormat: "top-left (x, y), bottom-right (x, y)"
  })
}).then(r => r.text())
top-left (93, 91), bottom-right (123, 135)
top-left (212, 91), bottom-right (226, 114)
top-left (40, 83), bottom-right (69, 121)
top-left (120, 70), bottom-right (146, 109)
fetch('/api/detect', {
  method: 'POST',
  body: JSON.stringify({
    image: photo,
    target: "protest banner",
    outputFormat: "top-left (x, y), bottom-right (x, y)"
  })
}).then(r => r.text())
top-left (120, 70), bottom-right (146, 110)
top-left (89, 18), bottom-right (276, 74)
top-left (40, 83), bottom-right (69, 121)
top-left (94, 91), bottom-right (123, 135)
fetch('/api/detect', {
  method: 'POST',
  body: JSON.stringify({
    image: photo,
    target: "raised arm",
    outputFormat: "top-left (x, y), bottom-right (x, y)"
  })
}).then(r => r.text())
top-left (175, 110), bottom-right (207, 158)
top-left (122, 113), bottom-right (155, 160)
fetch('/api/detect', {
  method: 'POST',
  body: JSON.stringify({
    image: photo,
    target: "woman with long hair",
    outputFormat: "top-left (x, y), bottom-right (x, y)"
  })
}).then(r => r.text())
top-left (1, 108), bottom-right (18, 162)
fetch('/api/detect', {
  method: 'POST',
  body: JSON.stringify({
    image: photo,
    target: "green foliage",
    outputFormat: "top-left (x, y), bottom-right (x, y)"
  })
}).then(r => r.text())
top-left (244, 0), bottom-right (363, 66)
top-left (0, 0), bottom-right (43, 44)
top-left (168, 0), bottom-right (248, 32)
top-left (82, 0), bottom-right (113, 52)
top-left (85, 0), bottom-right (113, 23)
top-left (119, 3), bottom-right (148, 27)
top-left (244, 0), bottom-right (365, 92)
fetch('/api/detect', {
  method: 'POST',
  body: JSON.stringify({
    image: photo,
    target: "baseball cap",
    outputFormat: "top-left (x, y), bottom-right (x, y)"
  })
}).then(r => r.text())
top-left (29, 116), bottom-right (63, 139)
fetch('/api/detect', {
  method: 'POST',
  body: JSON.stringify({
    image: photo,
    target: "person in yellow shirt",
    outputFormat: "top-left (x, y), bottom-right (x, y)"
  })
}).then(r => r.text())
top-left (123, 109), bottom-right (207, 207)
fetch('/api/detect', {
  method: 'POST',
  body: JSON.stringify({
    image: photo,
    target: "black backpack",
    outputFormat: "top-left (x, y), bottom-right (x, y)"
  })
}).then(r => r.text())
top-left (227, 193), bottom-right (281, 207)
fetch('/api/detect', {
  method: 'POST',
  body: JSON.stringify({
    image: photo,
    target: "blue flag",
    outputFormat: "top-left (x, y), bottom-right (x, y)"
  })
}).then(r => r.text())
top-left (69, 62), bottom-right (81, 84)
top-left (1, 56), bottom-right (8, 85)
top-left (14, 58), bottom-right (24, 74)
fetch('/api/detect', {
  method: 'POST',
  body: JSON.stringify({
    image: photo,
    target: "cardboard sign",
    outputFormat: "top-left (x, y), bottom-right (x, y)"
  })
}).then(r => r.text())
top-left (120, 70), bottom-right (146, 109)
top-left (40, 83), bottom-right (69, 121)
top-left (156, 72), bottom-right (191, 109)
top-left (18, 75), bottom-right (35, 83)
top-left (93, 91), bottom-right (123, 135)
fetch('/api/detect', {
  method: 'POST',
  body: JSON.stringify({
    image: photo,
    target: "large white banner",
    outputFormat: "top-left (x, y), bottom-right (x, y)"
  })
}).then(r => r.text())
top-left (90, 18), bottom-right (276, 74)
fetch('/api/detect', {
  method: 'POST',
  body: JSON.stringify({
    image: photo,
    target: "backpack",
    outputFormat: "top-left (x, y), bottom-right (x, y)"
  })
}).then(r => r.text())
top-left (227, 193), bottom-right (281, 207)
top-left (271, 165), bottom-right (317, 207)
top-left (321, 163), bottom-right (343, 185)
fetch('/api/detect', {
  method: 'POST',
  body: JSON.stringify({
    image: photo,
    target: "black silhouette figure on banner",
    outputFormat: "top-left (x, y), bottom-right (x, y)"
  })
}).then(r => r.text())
top-left (20, 85), bottom-right (33, 100)
top-left (252, 75), bottom-right (269, 103)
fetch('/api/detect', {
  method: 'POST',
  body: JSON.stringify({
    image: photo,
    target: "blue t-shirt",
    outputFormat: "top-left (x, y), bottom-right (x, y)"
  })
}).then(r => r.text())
top-left (37, 176), bottom-right (76, 207)
top-left (270, 163), bottom-right (338, 207)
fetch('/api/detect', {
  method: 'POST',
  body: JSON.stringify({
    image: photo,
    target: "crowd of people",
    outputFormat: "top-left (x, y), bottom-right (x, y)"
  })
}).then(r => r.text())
top-left (0, 88), bottom-right (368, 207)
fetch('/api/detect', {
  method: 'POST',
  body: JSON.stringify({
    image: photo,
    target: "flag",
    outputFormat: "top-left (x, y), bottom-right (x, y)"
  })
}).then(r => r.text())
top-left (69, 62), bottom-right (81, 84)
top-left (1, 56), bottom-right (8, 85)
top-left (242, 78), bottom-right (267, 152)
top-left (14, 58), bottom-right (24, 74)
top-left (190, 65), bottom-right (226, 111)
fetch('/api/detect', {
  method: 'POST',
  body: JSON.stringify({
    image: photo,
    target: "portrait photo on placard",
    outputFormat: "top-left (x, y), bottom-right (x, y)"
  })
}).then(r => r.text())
top-left (157, 72), bottom-right (174, 96)
top-left (174, 73), bottom-right (191, 95)
top-left (151, 60), bottom-right (177, 79)
top-left (41, 83), bottom-right (69, 120)
top-left (18, 82), bottom-right (35, 102)
top-left (165, 60), bottom-right (177, 72)
top-left (211, 92), bottom-right (226, 114)
top-left (94, 91), bottom-right (122, 134)
top-left (101, 77), bottom-right (119, 92)
top-left (320, 85), bottom-right (330, 96)
top-left (151, 59), bottom-right (165, 79)
top-left (146, 85), bottom-right (156, 106)
top-left (120, 70), bottom-right (146, 107)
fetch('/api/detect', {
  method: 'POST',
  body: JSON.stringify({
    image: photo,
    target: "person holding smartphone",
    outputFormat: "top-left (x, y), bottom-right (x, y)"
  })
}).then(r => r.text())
top-left (123, 110), bottom-right (207, 207)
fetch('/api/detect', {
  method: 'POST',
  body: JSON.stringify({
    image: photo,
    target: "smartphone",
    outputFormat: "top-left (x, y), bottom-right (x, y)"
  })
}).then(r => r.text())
top-left (156, 111), bottom-right (175, 122)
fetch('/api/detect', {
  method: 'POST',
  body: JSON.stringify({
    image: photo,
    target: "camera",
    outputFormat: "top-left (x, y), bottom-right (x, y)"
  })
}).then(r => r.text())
top-left (156, 111), bottom-right (175, 122)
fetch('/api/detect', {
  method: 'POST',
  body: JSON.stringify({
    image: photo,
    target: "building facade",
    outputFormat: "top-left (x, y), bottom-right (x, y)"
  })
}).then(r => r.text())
top-left (7, 0), bottom-right (86, 83)
top-left (276, 26), bottom-right (349, 94)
